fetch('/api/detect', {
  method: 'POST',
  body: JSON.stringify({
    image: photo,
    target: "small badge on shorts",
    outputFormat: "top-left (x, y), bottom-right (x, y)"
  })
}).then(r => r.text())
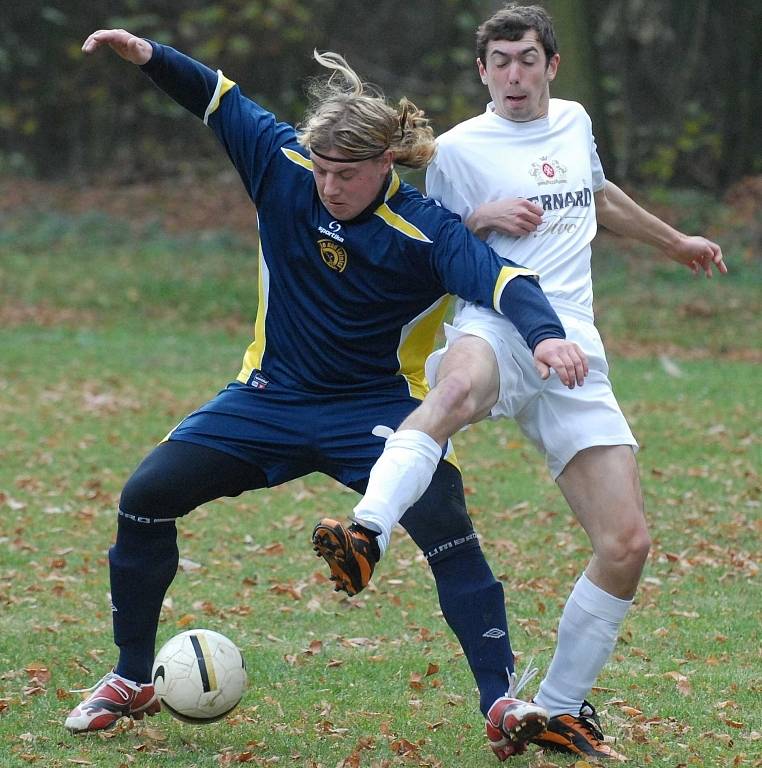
top-left (247, 370), bottom-right (270, 389)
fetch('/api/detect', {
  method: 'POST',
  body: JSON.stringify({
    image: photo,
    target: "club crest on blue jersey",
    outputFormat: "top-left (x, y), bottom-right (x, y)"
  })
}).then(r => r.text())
top-left (318, 239), bottom-right (348, 272)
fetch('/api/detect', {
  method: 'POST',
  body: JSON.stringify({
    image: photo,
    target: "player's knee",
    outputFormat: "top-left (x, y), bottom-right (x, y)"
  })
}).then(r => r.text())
top-left (600, 520), bottom-right (651, 573)
top-left (401, 461), bottom-right (474, 549)
top-left (434, 370), bottom-right (483, 425)
top-left (631, 526), bottom-right (652, 567)
top-left (119, 463), bottom-right (187, 520)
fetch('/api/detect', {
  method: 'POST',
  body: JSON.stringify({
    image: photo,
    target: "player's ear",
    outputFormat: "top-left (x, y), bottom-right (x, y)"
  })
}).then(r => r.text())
top-left (477, 58), bottom-right (487, 84)
top-left (378, 149), bottom-right (394, 174)
top-left (546, 53), bottom-right (560, 81)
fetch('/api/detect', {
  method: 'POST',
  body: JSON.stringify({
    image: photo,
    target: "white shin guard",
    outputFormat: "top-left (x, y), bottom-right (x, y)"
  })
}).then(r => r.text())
top-left (353, 429), bottom-right (442, 556)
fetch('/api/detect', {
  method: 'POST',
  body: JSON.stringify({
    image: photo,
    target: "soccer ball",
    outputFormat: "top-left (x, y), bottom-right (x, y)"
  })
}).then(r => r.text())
top-left (151, 629), bottom-right (247, 724)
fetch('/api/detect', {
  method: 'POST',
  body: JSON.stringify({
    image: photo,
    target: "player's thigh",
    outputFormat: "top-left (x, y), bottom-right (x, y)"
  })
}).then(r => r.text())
top-left (435, 334), bottom-right (501, 422)
top-left (120, 440), bottom-right (268, 519)
top-left (557, 444), bottom-right (645, 546)
top-left (429, 304), bottom-right (533, 421)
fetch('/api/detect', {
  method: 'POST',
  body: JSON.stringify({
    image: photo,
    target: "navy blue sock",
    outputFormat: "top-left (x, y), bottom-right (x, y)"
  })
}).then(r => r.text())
top-left (430, 543), bottom-right (514, 715)
top-left (110, 512), bottom-right (179, 683)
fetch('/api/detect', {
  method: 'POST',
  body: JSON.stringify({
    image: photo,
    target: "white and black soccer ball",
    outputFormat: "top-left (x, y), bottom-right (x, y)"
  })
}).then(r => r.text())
top-left (151, 629), bottom-right (247, 724)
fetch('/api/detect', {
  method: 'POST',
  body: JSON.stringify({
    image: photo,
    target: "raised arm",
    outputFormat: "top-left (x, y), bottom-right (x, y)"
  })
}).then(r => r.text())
top-left (594, 180), bottom-right (727, 278)
top-left (82, 29), bottom-right (153, 65)
top-left (82, 30), bottom-right (225, 122)
top-left (82, 30), bottom-right (293, 208)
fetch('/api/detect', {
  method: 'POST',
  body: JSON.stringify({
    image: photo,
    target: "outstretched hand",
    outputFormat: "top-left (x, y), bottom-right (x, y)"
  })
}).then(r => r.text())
top-left (82, 29), bottom-right (153, 65)
top-left (666, 234), bottom-right (727, 278)
top-left (533, 338), bottom-right (588, 388)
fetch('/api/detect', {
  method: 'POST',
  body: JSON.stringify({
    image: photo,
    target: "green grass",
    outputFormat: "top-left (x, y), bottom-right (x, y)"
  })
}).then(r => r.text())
top-left (0, 206), bottom-right (760, 767)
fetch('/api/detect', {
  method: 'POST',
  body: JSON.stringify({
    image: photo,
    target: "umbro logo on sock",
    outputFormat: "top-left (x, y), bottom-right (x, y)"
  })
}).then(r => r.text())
top-left (482, 628), bottom-right (506, 639)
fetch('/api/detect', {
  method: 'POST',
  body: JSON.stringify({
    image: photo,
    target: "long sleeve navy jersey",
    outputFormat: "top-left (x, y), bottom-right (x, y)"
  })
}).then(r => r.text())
top-left (140, 43), bottom-right (564, 396)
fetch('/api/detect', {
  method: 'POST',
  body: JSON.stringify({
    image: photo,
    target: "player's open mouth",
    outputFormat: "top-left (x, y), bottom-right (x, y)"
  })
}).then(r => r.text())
top-left (506, 95), bottom-right (526, 104)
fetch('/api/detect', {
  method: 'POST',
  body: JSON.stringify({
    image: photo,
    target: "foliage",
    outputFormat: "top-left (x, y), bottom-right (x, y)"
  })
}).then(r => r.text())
top-left (590, 0), bottom-right (761, 189)
top-left (0, 0), bottom-right (497, 181)
top-left (1, 1), bottom-right (759, 190)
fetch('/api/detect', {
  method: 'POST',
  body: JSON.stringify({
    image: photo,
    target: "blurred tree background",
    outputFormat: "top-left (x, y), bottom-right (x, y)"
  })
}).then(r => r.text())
top-left (1, 0), bottom-right (760, 192)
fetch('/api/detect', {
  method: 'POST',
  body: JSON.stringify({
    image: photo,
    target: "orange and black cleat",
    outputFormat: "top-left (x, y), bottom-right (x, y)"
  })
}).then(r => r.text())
top-left (531, 700), bottom-right (627, 761)
top-left (311, 518), bottom-right (379, 596)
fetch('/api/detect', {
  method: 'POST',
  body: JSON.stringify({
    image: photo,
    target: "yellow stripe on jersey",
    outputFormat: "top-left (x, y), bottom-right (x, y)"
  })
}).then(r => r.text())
top-left (281, 147), bottom-right (313, 170)
top-left (203, 71), bottom-right (237, 125)
top-left (443, 439), bottom-right (460, 473)
top-left (237, 239), bottom-right (270, 382)
top-left (493, 266), bottom-right (539, 313)
top-left (397, 295), bottom-right (452, 400)
top-left (374, 203), bottom-right (432, 243)
top-left (384, 171), bottom-right (401, 200)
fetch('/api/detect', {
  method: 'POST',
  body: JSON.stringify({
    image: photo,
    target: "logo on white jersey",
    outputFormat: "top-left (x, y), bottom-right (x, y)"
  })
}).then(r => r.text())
top-left (529, 156), bottom-right (567, 186)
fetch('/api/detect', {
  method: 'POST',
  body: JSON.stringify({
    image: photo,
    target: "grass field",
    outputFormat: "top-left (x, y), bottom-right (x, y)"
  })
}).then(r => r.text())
top-left (0, 199), bottom-right (760, 768)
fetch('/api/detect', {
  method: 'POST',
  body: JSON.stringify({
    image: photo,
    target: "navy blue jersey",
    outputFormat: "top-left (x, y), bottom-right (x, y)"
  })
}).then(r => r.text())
top-left (141, 44), bottom-right (564, 397)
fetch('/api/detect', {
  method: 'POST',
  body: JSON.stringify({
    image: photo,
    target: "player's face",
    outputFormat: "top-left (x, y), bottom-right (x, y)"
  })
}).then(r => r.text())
top-left (311, 150), bottom-right (392, 221)
top-left (477, 32), bottom-right (559, 122)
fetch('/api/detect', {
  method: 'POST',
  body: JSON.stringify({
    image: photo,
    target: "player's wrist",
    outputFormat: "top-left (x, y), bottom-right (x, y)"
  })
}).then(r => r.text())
top-left (465, 209), bottom-right (490, 239)
top-left (653, 226), bottom-right (684, 257)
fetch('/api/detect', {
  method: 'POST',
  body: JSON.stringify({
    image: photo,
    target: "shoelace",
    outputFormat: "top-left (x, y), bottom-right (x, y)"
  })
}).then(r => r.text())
top-left (70, 671), bottom-right (140, 695)
top-left (505, 656), bottom-right (539, 699)
top-left (576, 701), bottom-right (606, 742)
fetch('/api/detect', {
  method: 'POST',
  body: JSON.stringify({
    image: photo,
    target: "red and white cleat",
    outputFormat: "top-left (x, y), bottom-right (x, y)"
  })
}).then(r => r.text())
top-left (486, 696), bottom-right (549, 761)
top-left (65, 670), bottom-right (160, 733)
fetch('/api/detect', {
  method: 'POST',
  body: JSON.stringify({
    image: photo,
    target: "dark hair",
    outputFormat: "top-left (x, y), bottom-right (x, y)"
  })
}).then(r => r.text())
top-left (476, 3), bottom-right (558, 66)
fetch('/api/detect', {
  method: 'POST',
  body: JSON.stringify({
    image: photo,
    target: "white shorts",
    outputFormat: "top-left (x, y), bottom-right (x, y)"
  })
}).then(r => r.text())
top-left (425, 300), bottom-right (638, 479)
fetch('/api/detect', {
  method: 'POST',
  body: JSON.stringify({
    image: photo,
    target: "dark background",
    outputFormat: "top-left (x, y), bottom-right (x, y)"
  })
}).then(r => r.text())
top-left (2, 0), bottom-right (760, 192)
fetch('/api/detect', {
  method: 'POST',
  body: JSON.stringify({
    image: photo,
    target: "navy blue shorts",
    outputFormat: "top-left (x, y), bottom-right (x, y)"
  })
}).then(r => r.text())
top-left (168, 378), bottom-right (429, 489)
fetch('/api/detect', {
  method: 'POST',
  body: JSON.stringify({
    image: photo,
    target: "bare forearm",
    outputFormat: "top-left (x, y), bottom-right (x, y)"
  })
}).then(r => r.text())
top-left (595, 181), bottom-right (681, 252)
top-left (595, 180), bottom-right (726, 276)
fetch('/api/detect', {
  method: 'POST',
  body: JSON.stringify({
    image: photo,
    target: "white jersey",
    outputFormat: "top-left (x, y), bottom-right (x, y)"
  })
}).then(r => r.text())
top-left (427, 98), bottom-right (605, 318)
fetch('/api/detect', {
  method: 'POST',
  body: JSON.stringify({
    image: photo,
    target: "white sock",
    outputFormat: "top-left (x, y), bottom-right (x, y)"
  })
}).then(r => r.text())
top-left (353, 429), bottom-right (442, 556)
top-left (534, 572), bottom-right (632, 717)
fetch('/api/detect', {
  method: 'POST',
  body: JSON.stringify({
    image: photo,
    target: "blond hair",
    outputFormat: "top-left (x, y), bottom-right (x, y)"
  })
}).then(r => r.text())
top-left (297, 51), bottom-right (435, 169)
